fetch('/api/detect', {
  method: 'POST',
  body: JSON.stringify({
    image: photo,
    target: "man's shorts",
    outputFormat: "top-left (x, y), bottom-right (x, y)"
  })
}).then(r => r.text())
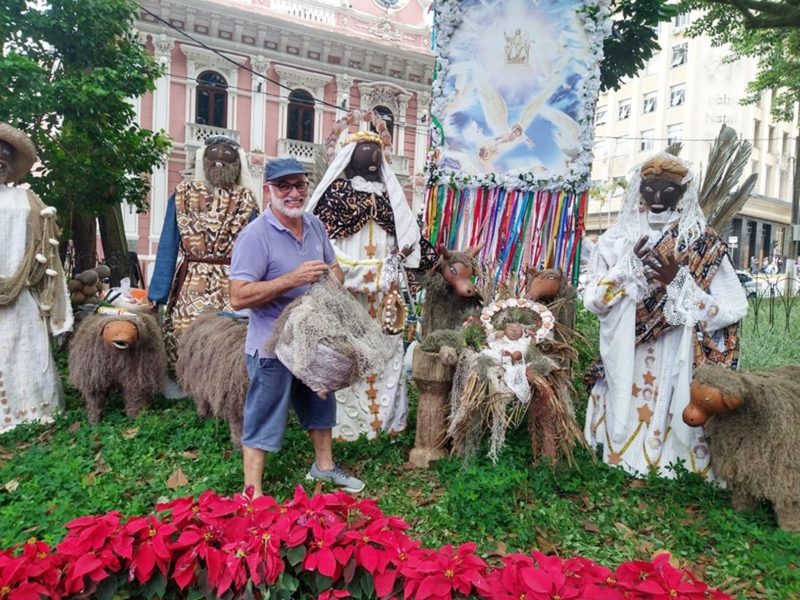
top-left (241, 353), bottom-right (336, 452)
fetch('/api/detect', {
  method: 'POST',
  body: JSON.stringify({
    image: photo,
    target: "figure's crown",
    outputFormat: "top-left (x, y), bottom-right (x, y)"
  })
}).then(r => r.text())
top-left (341, 130), bottom-right (386, 148)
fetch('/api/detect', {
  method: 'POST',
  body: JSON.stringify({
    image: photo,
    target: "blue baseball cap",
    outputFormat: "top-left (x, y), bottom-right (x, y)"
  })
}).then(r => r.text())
top-left (265, 157), bottom-right (308, 182)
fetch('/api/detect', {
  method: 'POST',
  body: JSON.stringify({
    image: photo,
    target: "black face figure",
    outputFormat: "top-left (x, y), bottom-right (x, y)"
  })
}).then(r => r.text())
top-left (0, 140), bottom-right (14, 185)
top-left (344, 141), bottom-right (382, 182)
top-left (205, 142), bottom-right (238, 165)
top-left (639, 176), bottom-right (685, 213)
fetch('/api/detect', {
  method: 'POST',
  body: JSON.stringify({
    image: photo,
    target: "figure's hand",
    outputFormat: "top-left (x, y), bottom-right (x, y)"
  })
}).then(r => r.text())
top-left (633, 236), bottom-right (650, 260)
top-left (290, 260), bottom-right (329, 286)
top-left (643, 250), bottom-right (686, 285)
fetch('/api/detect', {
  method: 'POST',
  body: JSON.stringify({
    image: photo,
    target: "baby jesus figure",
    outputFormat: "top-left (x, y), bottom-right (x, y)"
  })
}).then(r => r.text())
top-left (488, 322), bottom-right (531, 363)
top-left (482, 322), bottom-right (533, 402)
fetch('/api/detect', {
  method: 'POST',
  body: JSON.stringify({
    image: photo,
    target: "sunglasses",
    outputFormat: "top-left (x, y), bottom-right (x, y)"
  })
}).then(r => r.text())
top-left (268, 181), bottom-right (309, 193)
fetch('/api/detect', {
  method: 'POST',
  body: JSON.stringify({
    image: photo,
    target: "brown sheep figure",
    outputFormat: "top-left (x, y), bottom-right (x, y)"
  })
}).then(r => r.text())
top-left (68, 312), bottom-right (167, 423)
top-left (690, 363), bottom-right (800, 531)
top-left (175, 313), bottom-right (248, 448)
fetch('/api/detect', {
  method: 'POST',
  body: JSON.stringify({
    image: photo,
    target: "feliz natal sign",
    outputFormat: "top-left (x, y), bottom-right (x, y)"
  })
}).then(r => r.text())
top-left (424, 0), bottom-right (611, 289)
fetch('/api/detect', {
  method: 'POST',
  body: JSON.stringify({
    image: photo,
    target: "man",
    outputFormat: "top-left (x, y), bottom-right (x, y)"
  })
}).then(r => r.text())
top-left (583, 153), bottom-right (747, 480)
top-left (149, 135), bottom-right (257, 365)
top-left (230, 157), bottom-right (364, 498)
top-left (0, 123), bottom-right (72, 432)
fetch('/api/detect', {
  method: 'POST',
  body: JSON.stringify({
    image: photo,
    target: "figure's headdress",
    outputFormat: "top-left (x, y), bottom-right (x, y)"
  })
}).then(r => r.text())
top-left (341, 130), bottom-right (386, 148)
top-left (0, 123), bottom-right (36, 183)
top-left (640, 156), bottom-right (689, 185)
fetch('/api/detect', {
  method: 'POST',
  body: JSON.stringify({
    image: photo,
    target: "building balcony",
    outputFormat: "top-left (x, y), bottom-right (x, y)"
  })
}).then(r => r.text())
top-left (277, 138), bottom-right (321, 164)
top-left (270, 0), bottom-right (336, 26)
top-left (186, 123), bottom-right (241, 148)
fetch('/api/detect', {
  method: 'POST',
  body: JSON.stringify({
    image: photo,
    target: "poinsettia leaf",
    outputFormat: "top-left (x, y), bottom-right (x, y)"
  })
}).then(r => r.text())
top-left (139, 571), bottom-right (167, 600)
top-left (314, 571), bottom-right (333, 594)
top-left (286, 544), bottom-right (307, 567)
top-left (93, 573), bottom-right (119, 600)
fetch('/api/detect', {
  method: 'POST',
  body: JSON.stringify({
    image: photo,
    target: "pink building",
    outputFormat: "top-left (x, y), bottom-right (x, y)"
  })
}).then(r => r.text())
top-left (130, 0), bottom-right (434, 282)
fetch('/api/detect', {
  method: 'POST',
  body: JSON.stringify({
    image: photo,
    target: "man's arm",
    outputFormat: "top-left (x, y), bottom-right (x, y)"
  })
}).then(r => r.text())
top-left (330, 261), bottom-right (344, 284)
top-left (230, 261), bottom-right (330, 310)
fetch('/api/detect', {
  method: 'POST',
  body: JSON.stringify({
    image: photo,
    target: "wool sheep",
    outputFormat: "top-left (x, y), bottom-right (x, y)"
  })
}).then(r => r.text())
top-left (175, 312), bottom-right (248, 447)
top-left (68, 312), bottom-right (167, 423)
top-left (692, 363), bottom-right (800, 531)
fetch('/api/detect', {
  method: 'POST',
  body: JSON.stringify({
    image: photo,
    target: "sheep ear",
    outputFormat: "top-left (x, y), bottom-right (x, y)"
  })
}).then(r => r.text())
top-left (526, 265), bottom-right (539, 279)
top-left (556, 267), bottom-right (564, 278)
top-left (439, 245), bottom-right (452, 260)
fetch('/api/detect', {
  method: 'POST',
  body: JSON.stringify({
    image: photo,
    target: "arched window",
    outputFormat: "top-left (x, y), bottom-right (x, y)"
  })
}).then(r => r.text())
top-left (287, 89), bottom-right (315, 142)
top-left (196, 70), bottom-right (228, 128)
top-left (371, 105), bottom-right (395, 144)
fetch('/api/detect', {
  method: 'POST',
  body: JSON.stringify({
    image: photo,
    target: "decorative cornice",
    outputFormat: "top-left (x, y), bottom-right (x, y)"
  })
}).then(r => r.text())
top-left (273, 64), bottom-right (333, 94)
top-left (357, 81), bottom-right (413, 115)
top-left (179, 43), bottom-right (244, 82)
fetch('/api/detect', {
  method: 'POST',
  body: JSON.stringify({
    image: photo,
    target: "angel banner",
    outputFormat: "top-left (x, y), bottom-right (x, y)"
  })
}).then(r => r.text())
top-left (425, 0), bottom-right (612, 288)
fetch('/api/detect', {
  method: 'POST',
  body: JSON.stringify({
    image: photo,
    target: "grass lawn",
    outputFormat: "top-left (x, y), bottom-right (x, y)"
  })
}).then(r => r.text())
top-left (1, 304), bottom-right (799, 598)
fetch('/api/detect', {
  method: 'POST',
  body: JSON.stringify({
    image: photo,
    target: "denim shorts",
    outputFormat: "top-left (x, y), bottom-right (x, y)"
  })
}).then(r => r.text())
top-left (241, 353), bottom-right (336, 452)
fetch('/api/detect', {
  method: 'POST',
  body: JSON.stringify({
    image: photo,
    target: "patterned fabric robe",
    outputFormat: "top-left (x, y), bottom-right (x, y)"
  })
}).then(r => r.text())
top-left (162, 180), bottom-right (256, 363)
top-left (312, 178), bottom-right (409, 441)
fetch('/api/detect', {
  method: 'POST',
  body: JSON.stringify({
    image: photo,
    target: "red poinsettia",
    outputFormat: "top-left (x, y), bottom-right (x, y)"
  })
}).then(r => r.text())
top-left (303, 522), bottom-right (349, 579)
top-left (401, 543), bottom-right (487, 600)
top-left (124, 515), bottom-right (176, 584)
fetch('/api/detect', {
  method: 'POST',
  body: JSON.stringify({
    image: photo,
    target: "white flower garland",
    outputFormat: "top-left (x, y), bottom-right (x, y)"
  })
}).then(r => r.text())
top-left (428, 0), bottom-right (613, 193)
top-left (478, 298), bottom-right (556, 345)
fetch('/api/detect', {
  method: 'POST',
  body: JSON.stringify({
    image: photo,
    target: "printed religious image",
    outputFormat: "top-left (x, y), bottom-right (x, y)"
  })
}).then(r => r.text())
top-left (437, 0), bottom-right (592, 181)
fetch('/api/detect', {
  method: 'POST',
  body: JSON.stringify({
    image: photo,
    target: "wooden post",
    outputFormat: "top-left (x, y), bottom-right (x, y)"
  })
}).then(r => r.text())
top-left (408, 346), bottom-right (454, 468)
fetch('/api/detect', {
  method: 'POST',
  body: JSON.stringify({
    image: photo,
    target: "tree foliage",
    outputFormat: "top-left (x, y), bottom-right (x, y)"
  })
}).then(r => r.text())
top-left (600, 0), bottom-right (680, 91)
top-left (0, 0), bottom-right (171, 223)
top-left (684, 0), bottom-right (800, 122)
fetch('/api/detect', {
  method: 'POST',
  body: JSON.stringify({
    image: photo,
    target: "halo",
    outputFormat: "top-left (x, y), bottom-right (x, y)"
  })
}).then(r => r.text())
top-left (478, 298), bottom-right (555, 344)
top-left (324, 109), bottom-right (393, 164)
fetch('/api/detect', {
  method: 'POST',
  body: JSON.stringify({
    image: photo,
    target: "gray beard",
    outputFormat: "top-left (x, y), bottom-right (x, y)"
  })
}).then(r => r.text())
top-left (203, 157), bottom-right (241, 190)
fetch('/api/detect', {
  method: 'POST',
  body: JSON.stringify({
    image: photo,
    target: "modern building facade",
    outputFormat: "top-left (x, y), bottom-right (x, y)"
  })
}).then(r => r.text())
top-left (587, 11), bottom-right (799, 270)
top-left (130, 0), bottom-right (435, 280)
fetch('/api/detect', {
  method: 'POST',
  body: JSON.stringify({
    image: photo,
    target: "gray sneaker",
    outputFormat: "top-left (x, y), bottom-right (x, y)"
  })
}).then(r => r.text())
top-left (305, 463), bottom-right (365, 493)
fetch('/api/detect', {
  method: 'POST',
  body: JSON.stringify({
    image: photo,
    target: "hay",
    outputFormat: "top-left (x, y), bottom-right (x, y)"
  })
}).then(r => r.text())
top-left (702, 364), bottom-right (800, 508)
top-left (448, 351), bottom-right (527, 463)
top-left (68, 312), bottom-right (166, 423)
top-left (420, 329), bottom-right (465, 353)
top-left (266, 274), bottom-right (392, 397)
top-left (175, 312), bottom-right (248, 446)
top-left (421, 271), bottom-right (482, 337)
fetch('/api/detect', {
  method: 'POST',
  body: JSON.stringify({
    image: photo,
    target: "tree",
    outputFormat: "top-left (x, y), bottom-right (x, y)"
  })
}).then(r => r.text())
top-left (684, 0), bottom-right (800, 121)
top-left (600, 0), bottom-right (680, 91)
top-left (0, 0), bottom-right (170, 282)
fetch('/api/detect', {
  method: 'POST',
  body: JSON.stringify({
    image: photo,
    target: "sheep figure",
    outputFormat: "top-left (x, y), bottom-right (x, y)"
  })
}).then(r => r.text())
top-left (68, 312), bottom-right (167, 423)
top-left (689, 363), bottom-right (800, 531)
top-left (175, 312), bottom-right (248, 447)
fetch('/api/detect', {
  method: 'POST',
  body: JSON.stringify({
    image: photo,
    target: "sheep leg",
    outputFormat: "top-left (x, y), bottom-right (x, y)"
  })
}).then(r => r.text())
top-left (775, 501), bottom-right (800, 532)
top-left (731, 489), bottom-right (759, 512)
top-left (122, 387), bottom-right (150, 420)
top-left (84, 390), bottom-right (107, 424)
top-left (229, 415), bottom-right (243, 450)
top-left (196, 396), bottom-right (212, 419)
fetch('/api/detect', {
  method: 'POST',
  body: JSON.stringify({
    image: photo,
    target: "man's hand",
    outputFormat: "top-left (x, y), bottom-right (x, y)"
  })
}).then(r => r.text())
top-left (290, 260), bottom-right (329, 286)
top-left (643, 250), bottom-right (686, 285)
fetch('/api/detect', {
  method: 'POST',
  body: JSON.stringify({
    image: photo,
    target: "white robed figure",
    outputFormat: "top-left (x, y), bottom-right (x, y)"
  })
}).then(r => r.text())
top-left (0, 123), bottom-right (73, 433)
top-left (583, 153), bottom-right (747, 480)
top-left (307, 130), bottom-right (421, 440)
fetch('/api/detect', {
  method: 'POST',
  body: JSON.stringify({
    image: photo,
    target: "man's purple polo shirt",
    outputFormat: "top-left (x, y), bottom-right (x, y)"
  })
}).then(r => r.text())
top-left (230, 205), bottom-right (336, 357)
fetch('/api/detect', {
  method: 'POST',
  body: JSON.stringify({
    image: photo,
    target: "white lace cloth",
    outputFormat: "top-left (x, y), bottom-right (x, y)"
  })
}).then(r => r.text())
top-left (583, 211), bottom-right (748, 480)
top-left (481, 334), bottom-right (532, 403)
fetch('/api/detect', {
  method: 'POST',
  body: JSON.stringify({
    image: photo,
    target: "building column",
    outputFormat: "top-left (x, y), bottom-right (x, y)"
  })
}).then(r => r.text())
top-left (335, 74), bottom-right (353, 120)
top-left (250, 56), bottom-right (270, 152)
top-left (149, 34), bottom-right (174, 254)
top-left (414, 92), bottom-right (430, 176)
top-left (396, 97), bottom-right (408, 157)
